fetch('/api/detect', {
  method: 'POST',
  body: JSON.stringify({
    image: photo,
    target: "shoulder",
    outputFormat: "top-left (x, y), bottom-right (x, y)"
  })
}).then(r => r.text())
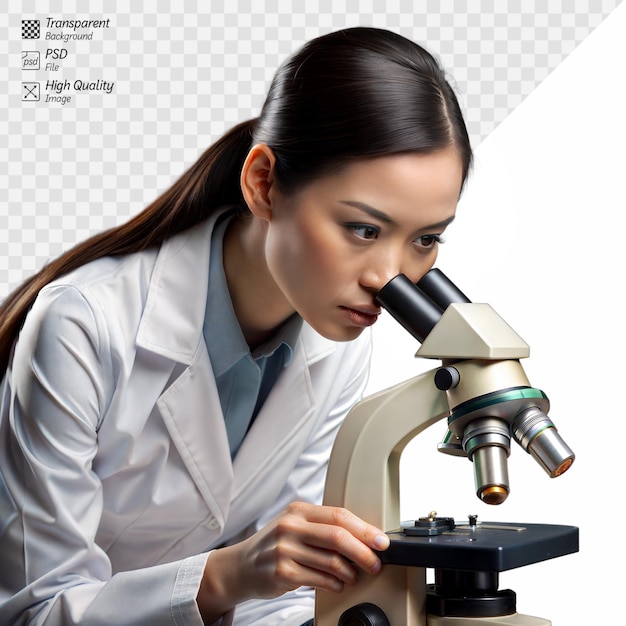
top-left (45, 248), bottom-right (159, 306)
top-left (13, 249), bottom-right (160, 376)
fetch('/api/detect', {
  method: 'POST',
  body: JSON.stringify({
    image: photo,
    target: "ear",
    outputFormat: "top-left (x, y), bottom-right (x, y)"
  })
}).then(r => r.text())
top-left (240, 144), bottom-right (277, 221)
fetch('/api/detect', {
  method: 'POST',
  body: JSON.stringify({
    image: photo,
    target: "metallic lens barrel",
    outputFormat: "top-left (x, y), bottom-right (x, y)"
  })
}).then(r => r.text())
top-left (512, 407), bottom-right (575, 477)
top-left (463, 418), bottom-right (511, 505)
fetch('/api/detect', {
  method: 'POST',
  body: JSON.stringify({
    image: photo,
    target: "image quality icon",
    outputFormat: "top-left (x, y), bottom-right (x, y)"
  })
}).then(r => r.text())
top-left (22, 82), bottom-right (40, 101)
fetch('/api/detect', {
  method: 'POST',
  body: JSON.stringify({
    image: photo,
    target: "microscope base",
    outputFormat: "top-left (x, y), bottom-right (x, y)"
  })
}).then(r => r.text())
top-left (428, 614), bottom-right (549, 625)
top-left (315, 567), bottom-right (551, 625)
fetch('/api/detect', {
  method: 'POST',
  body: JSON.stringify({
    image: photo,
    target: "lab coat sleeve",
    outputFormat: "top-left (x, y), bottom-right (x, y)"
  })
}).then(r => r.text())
top-left (231, 330), bottom-right (374, 625)
top-left (0, 285), bottom-right (206, 626)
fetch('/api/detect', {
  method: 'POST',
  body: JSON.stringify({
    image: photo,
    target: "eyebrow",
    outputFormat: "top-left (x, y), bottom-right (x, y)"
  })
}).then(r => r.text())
top-left (340, 201), bottom-right (395, 224)
top-left (340, 200), bottom-right (456, 231)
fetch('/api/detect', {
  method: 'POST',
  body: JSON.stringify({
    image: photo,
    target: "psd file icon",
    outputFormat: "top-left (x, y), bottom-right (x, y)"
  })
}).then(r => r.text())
top-left (22, 51), bottom-right (40, 70)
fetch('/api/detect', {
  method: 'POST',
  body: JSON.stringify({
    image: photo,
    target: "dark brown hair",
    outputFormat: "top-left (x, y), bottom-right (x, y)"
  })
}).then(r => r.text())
top-left (0, 27), bottom-right (472, 374)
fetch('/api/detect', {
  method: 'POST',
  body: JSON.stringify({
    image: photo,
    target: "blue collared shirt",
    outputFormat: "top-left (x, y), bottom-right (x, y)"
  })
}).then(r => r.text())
top-left (203, 213), bottom-right (302, 458)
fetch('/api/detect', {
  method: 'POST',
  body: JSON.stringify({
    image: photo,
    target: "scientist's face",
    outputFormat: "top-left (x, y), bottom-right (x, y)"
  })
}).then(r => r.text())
top-left (264, 148), bottom-right (464, 341)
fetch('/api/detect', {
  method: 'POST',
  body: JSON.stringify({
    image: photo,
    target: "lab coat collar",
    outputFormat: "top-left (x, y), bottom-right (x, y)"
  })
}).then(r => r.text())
top-left (135, 215), bottom-right (215, 364)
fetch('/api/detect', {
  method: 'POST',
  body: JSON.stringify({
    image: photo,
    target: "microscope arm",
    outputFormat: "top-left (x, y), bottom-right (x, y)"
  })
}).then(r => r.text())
top-left (316, 369), bottom-right (448, 626)
top-left (322, 369), bottom-right (448, 534)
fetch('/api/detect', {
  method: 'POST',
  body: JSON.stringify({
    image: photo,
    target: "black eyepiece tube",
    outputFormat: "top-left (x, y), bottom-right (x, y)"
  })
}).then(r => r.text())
top-left (375, 274), bottom-right (444, 343)
top-left (417, 268), bottom-right (472, 309)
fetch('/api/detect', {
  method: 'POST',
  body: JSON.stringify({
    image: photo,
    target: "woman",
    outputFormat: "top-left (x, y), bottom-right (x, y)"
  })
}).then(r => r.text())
top-left (0, 27), bottom-right (472, 625)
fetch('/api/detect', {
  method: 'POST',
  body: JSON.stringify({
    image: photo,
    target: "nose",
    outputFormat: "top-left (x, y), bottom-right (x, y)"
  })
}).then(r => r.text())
top-left (359, 247), bottom-right (436, 295)
top-left (358, 250), bottom-right (401, 295)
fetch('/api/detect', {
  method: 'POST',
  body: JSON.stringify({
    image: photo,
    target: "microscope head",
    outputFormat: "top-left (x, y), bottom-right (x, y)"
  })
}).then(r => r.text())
top-left (376, 270), bottom-right (575, 505)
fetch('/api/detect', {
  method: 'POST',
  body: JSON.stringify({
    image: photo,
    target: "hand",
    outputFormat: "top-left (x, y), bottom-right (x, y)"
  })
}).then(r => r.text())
top-left (235, 501), bottom-right (390, 597)
top-left (197, 502), bottom-right (390, 621)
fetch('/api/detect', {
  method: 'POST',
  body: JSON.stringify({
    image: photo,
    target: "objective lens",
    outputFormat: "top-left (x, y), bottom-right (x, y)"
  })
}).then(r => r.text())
top-left (480, 485), bottom-right (509, 505)
top-left (512, 407), bottom-right (575, 478)
top-left (463, 418), bottom-right (511, 505)
top-left (472, 446), bottom-right (510, 505)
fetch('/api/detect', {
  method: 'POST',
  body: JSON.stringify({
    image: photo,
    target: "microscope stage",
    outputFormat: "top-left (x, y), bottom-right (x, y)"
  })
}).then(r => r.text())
top-left (380, 521), bottom-right (579, 572)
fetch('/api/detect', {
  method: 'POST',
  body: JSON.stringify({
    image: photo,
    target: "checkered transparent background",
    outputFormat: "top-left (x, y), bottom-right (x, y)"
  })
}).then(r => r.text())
top-left (0, 0), bottom-right (622, 295)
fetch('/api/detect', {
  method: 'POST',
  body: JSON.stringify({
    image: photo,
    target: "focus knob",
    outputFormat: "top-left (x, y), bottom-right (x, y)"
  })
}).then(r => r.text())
top-left (434, 366), bottom-right (460, 390)
top-left (338, 602), bottom-right (390, 626)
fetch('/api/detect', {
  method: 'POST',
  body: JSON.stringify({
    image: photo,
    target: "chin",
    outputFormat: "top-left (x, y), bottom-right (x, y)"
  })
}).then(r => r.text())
top-left (313, 323), bottom-right (365, 343)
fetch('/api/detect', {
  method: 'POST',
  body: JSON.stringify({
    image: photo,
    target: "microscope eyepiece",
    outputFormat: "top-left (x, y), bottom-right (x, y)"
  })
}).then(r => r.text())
top-left (375, 274), bottom-right (443, 343)
top-left (375, 269), bottom-right (471, 344)
top-left (416, 267), bottom-right (471, 308)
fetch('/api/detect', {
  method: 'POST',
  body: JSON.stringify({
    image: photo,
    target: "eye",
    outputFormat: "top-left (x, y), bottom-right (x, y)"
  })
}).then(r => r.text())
top-left (415, 234), bottom-right (445, 249)
top-left (347, 224), bottom-right (380, 240)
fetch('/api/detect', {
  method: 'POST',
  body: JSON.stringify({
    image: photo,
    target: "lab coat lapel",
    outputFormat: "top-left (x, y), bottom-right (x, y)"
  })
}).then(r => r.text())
top-left (136, 213), bottom-right (236, 526)
top-left (157, 346), bottom-right (234, 528)
top-left (231, 345), bottom-right (312, 495)
top-left (232, 329), bottom-right (335, 499)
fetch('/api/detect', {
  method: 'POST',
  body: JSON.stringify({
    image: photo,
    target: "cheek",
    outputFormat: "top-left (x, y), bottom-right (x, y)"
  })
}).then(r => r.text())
top-left (300, 232), bottom-right (343, 276)
top-left (265, 220), bottom-right (346, 303)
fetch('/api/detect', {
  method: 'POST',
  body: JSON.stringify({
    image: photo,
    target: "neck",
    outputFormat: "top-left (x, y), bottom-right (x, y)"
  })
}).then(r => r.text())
top-left (222, 216), bottom-right (295, 348)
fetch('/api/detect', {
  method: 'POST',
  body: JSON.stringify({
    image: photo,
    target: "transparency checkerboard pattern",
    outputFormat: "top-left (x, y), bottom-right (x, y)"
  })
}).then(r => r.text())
top-left (21, 19), bottom-right (40, 39)
top-left (0, 0), bottom-right (622, 296)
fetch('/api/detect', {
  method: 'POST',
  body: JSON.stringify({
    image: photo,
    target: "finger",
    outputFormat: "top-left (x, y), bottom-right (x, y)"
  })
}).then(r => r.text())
top-left (272, 506), bottom-right (372, 578)
top-left (288, 502), bottom-right (390, 551)
top-left (273, 555), bottom-right (349, 594)
top-left (284, 537), bottom-right (360, 586)
top-left (280, 505), bottom-right (384, 574)
top-left (299, 522), bottom-right (383, 575)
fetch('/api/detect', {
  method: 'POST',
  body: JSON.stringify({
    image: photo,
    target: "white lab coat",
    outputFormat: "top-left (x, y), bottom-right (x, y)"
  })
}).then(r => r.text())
top-left (0, 211), bottom-right (372, 626)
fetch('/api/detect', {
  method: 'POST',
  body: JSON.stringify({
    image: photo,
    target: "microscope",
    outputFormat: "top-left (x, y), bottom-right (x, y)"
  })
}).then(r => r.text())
top-left (315, 269), bottom-right (578, 625)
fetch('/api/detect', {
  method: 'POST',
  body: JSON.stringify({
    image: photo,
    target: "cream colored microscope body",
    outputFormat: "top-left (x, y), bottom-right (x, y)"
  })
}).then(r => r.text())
top-left (314, 274), bottom-right (575, 626)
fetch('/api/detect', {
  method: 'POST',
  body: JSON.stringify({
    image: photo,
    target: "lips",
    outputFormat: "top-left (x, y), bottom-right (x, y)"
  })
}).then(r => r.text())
top-left (340, 305), bottom-right (381, 327)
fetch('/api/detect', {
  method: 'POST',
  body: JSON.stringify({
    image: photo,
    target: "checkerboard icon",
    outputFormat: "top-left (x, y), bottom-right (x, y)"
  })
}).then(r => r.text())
top-left (22, 19), bottom-right (40, 39)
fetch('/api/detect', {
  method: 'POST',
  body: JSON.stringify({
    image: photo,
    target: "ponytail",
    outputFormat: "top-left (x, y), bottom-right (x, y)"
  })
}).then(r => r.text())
top-left (0, 118), bottom-right (256, 375)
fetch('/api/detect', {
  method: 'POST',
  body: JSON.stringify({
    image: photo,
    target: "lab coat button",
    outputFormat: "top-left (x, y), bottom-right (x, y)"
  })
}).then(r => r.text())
top-left (205, 517), bottom-right (220, 530)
